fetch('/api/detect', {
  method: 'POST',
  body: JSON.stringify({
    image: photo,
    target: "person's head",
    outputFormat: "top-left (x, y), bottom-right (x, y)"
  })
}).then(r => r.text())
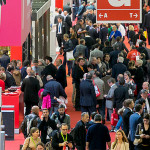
top-left (96, 38), bottom-right (101, 45)
top-left (87, 64), bottom-right (93, 72)
top-left (70, 27), bottom-right (75, 34)
top-left (104, 53), bottom-right (110, 62)
top-left (46, 75), bottom-right (53, 81)
top-left (116, 23), bottom-right (121, 27)
top-left (117, 74), bottom-right (124, 82)
top-left (135, 104), bottom-right (143, 114)
top-left (97, 57), bottom-right (102, 64)
top-left (115, 129), bottom-right (128, 142)
top-left (112, 25), bottom-right (117, 32)
top-left (140, 53), bottom-right (146, 60)
top-left (33, 59), bottom-right (38, 67)
top-left (137, 98), bottom-right (146, 109)
top-left (64, 11), bottom-right (68, 16)
top-left (55, 7), bottom-right (58, 12)
top-left (31, 106), bottom-right (39, 116)
top-left (119, 77), bottom-right (125, 85)
top-left (60, 123), bottom-right (68, 135)
top-left (30, 127), bottom-right (39, 138)
top-left (57, 17), bottom-right (62, 23)
top-left (42, 108), bottom-right (49, 118)
top-left (80, 39), bottom-right (85, 45)
top-left (45, 56), bottom-right (52, 65)
top-left (78, 58), bottom-right (85, 66)
top-left (36, 142), bottom-right (45, 150)
top-left (58, 8), bottom-right (62, 14)
top-left (117, 57), bottom-right (124, 63)
top-left (81, 112), bottom-right (89, 123)
top-left (128, 60), bottom-right (135, 69)
top-left (135, 59), bottom-right (143, 67)
top-left (116, 36), bottom-right (121, 42)
top-left (82, 1), bottom-right (86, 6)
top-left (86, 73), bottom-right (92, 80)
top-left (85, 18), bottom-right (89, 24)
top-left (23, 60), bottom-right (30, 67)
top-left (7, 64), bottom-right (15, 73)
top-left (124, 71), bottom-right (131, 80)
top-left (142, 82), bottom-right (149, 90)
top-left (0, 72), bottom-right (6, 81)
top-left (139, 28), bottom-right (143, 35)
top-left (139, 41), bottom-right (145, 47)
top-left (0, 67), bottom-right (5, 74)
top-left (104, 40), bottom-right (110, 47)
top-left (56, 59), bottom-right (62, 67)
top-left (58, 104), bottom-right (65, 115)
top-left (38, 59), bottom-right (45, 66)
top-left (143, 114), bottom-right (150, 125)
top-left (124, 99), bottom-right (134, 109)
top-left (79, 19), bottom-right (84, 25)
top-left (94, 114), bottom-right (102, 123)
top-left (93, 71), bottom-right (100, 78)
top-left (107, 78), bottom-right (115, 87)
top-left (129, 25), bottom-right (134, 31)
top-left (140, 89), bottom-right (148, 99)
top-left (91, 57), bottom-right (97, 65)
top-left (17, 60), bottom-right (22, 68)
top-left (3, 50), bottom-right (8, 55)
top-left (26, 67), bottom-right (32, 75)
top-left (91, 112), bottom-right (97, 120)
top-left (88, 20), bottom-right (93, 26)
top-left (11, 60), bottom-right (17, 68)
top-left (63, 34), bottom-right (69, 41)
top-left (29, 70), bottom-right (35, 77)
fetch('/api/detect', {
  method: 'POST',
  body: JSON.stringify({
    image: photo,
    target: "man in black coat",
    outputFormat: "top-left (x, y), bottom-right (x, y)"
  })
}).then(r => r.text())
top-left (0, 50), bottom-right (10, 70)
top-left (143, 10), bottom-right (150, 45)
top-left (102, 40), bottom-right (113, 54)
top-left (80, 73), bottom-right (96, 116)
top-left (38, 108), bottom-right (57, 144)
top-left (99, 24), bottom-right (108, 45)
top-left (56, 17), bottom-right (67, 47)
top-left (56, 59), bottom-right (67, 89)
top-left (64, 11), bottom-right (72, 34)
top-left (63, 3), bottom-right (72, 15)
top-left (74, 112), bottom-right (89, 150)
top-left (89, 24), bottom-right (99, 43)
top-left (41, 56), bottom-right (57, 85)
top-left (5, 65), bottom-right (16, 89)
top-left (21, 70), bottom-right (40, 115)
top-left (122, 99), bottom-right (134, 137)
top-left (54, 9), bottom-right (64, 24)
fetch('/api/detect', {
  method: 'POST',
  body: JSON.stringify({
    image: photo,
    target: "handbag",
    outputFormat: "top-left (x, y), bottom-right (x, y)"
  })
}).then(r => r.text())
top-left (93, 80), bottom-right (101, 97)
top-left (133, 124), bottom-right (143, 146)
top-left (66, 51), bottom-right (75, 61)
top-left (111, 109), bottom-right (118, 126)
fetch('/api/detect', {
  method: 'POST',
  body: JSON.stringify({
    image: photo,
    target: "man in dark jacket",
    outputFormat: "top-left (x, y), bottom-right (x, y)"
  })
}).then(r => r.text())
top-left (41, 56), bottom-right (57, 85)
top-left (74, 112), bottom-right (89, 150)
top-left (80, 73), bottom-right (96, 116)
top-left (99, 24), bottom-right (108, 45)
top-left (64, 11), bottom-right (72, 34)
top-left (21, 70), bottom-right (40, 115)
top-left (21, 60), bottom-right (30, 81)
top-left (63, 3), bottom-right (72, 15)
top-left (43, 75), bottom-right (67, 116)
top-left (5, 64), bottom-right (16, 89)
top-left (102, 40), bottom-right (113, 54)
top-left (89, 24), bottom-right (99, 43)
top-left (112, 57), bottom-right (127, 81)
top-left (0, 50), bottom-right (10, 70)
top-left (21, 106), bottom-right (41, 138)
top-left (122, 99), bottom-right (134, 137)
top-left (38, 108), bottom-right (57, 144)
top-left (54, 9), bottom-right (64, 24)
top-left (56, 59), bottom-right (67, 89)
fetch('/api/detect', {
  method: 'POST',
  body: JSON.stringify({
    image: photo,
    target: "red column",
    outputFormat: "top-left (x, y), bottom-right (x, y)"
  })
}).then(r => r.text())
top-left (10, 46), bottom-right (22, 62)
top-left (55, 0), bottom-right (63, 10)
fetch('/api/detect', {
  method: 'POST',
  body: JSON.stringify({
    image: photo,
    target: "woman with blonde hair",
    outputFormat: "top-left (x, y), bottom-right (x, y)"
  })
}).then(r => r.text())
top-left (22, 127), bottom-right (41, 150)
top-left (111, 129), bottom-right (129, 150)
top-left (128, 25), bottom-right (135, 45)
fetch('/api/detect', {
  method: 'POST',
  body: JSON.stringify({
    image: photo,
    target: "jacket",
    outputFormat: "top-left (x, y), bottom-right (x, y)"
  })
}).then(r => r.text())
top-left (89, 28), bottom-right (99, 42)
top-left (80, 79), bottom-right (96, 106)
top-left (129, 113), bottom-right (143, 142)
top-left (102, 46), bottom-right (113, 54)
top-left (56, 21), bottom-right (67, 35)
top-left (137, 46), bottom-right (149, 60)
top-left (110, 50), bottom-right (121, 67)
top-left (111, 142), bottom-right (129, 150)
top-left (99, 27), bottom-right (108, 44)
top-left (21, 77), bottom-right (40, 103)
top-left (5, 71), bottom-right (16, 89)
top-left (43, 79), bottom-right (67, 104)
top-left (0, 54), bottom-right (10, 70)
top-left (122, 108), bottom-right (133, 137)
top-left (21, 66), bottom-right (27, 80)
top-left (64, 39), bottom-right (74, 53)
top-left (56, 65), bottom-right (67, 89)
top-left (20, 113), bottom-right (41, 138)
top-left (63, 5), bottom-right (72, 15)
top-left (127, 49), bottom-right (140, 61)
top-left (113, 85), bottom-right (129, 110)
top-left (74, 44), bottom-right (88, 58)
top-left (90, 48), bottom-right (103, 60)
top-left (143, 12), bottom-right (150, 28)
top-left (54, 15), bottom-right (64, 24)
top-left (64, 15), bottom-right (72, 33)
top-left (109, 30), bottom-right (122, 41)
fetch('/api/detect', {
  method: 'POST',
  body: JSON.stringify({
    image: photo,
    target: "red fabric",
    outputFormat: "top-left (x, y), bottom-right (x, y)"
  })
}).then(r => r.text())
top-left (0, 79), bottom-right (5, 91)
top-left (111, 109), bottom-right (118, 126)
top-left (127, 49), bottom-right (140, 61)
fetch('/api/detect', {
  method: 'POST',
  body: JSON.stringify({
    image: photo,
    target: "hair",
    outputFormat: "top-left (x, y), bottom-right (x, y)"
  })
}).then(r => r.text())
top-left (7, 65), bottom-right (15, 72)
top-left (140, 53), bottom-right (146, 59)
top-left (81, 112), bottom-right (89, 118)
top-left (86, 73), bottom-right (92, 79)
top-left (45, 56), bottom-right (52, 62)
top-left (107, 78), bottom-right (115, 84)
top-left (0, 67), bottom-right (5, 72)
top-left (55, 8), bottom-right (58, 11)
top-left (143, 114), bottom-right (150, 120)
top-left (23, 60), bottom-right (30, 67)
top-left (11, 60), bottom-right (17, 68)
top-left (135, 104), bottom-right (142, 112)
top-left (82, 1), bottom-right (85, 4)
top-left (80, 39), bottom-right (85, 45)
top-left (36, 142), bottom-right (45, 148)
top-left (64, 34), bottom-right (69, 39)
top-left (112, 129), bottom-right (128, 149)
top-left (104, 53), bottom-right (110, 60)
top-left (17, 60), bottom-right (21, 64)
top-left (61, 123), bottom-right (68, 128)
top-left (33, 59), bottom-right (38, 63)
top-left (136, 59), bottom-right (143, 66)
top-left (139, 28), bottom-right (143, 34)
top-left (0, 73), bottom-right (6, 81)
top-left (58, 9), bottom-right (62, 14)
top-left (128, 60), bottom-right (135, 69)
top-left (116, 36), bottom-right (121, 42)
top-left (58, 104), bottom-right (65, 109)
top-left (124, 71), bottom-right (131, 79)
top-left (94, 114), bottom-right (102, 122)
top-left (30, 127), bottom-right (39, 137)
top-left (3, 50), bottom-right (8, 55)
top-left (42, 108), bottom-right (49, 112)
top-left (91, 112), bottom-right (97, 120)
top-left (119, 78), bottom-right (125, 85)
top-left (87, 64), bottom-right (93, 69)
top-left (29, 70), bottom-right (35, 77)
top-left (77, 58), bottom-right (84, 63)
top-left (139, 41), bottom-right (145, 47)
top-left (124, 99), bottom-right (133, 107)
top-left (137, 98), bottom-right (146, 106)
top-left (118, 57), bottom-right (124, 63)
top-left (129, 25), bottom-right (134, 31)
top-left (104, 40), bottom-right (110, 47)
top-left (94, 71), bottom-right (100, 77)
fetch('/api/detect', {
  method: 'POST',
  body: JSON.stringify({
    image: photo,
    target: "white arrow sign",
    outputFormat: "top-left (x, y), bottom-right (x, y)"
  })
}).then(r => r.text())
top-left (133, 13), bottom-right (138, 18)
top-left (99, 13), bottom-right (103, 18)
top-left (130, 13), bottom-right (138, 18)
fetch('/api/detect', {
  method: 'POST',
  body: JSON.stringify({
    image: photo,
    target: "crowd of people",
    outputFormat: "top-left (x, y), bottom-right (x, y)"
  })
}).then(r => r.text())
top-left (0, 0), bottom-right (150, 150)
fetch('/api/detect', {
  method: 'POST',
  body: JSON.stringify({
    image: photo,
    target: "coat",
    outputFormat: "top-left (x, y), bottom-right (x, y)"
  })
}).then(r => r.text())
top-left (63, 4), bottom-right (72, 15)
top-left (99, 27), bottom-right (108, 44)
top-left (56, 65), bottom-right (67, 89)
top-left (80, 79), bottom-right (96, 106)
top-left (43, 79), bottom-right (67, 104)
top-left (90, 48), bottom-right (103, 60)
top-left (106, 84), bottom-right (117, 109)
top-left (122, 108), bottom-right (133, 137)
top-left (143, 11), bottom-right (150, 29)
top-left (21, 77), bottom-right (40, 103)
top-left (0, 54), bottom-right (10, 70)
top-left (54, 15), bottom-right (64, 24)
top-left (129, 113), bottom-right (143, 142)
top-left (56, 21), bottom-right (67, 35)
top-left (113, 85), bottom-right (129, 110)
top-left (64, 15), bottom-right (72, 34)
top-left (5, 71), bottom-right (16, 89)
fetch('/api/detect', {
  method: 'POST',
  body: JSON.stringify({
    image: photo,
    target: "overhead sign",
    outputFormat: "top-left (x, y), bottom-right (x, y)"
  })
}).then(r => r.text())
top-left (96, 0), bottom-right (142, 23)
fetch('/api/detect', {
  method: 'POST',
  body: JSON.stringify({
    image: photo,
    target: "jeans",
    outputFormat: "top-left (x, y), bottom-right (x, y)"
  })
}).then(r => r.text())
top-left (115, 115), bottom-right (123, 130)
top-left (63, 54), bottom-right (72, 76)
top-left (49, 103), bottom-right (59, 117)
top-left (97, 99), bottom-right (105, 120)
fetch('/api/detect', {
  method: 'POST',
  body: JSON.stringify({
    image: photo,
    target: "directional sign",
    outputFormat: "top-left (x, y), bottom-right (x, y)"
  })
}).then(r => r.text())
top-left (96, 0), bottom-right (142, 23)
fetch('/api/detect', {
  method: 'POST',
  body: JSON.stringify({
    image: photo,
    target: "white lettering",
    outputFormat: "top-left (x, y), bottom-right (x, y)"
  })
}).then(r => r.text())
top-left (108, 0), bottom-right (131, 7)
top-left (104, 13), bottom-right (108, 18)
top-left (130, 13), bottom-right (133, 18)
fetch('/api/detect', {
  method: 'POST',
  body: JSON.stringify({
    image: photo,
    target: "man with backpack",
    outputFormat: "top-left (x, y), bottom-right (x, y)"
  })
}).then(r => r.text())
top-left (20, 106), bottom-right (41, 138)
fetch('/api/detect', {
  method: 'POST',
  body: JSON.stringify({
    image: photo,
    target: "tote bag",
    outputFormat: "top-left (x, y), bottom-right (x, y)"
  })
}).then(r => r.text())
top-left (66, 51), bottom-right (75, 61)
